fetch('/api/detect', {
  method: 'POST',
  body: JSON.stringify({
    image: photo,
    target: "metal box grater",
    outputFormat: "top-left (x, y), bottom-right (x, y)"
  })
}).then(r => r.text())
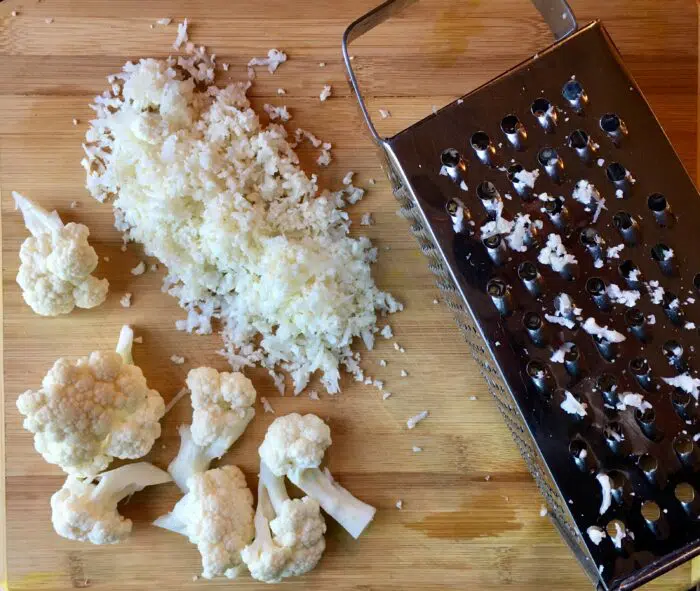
top-left (343, 1), bottom-right (700, 589)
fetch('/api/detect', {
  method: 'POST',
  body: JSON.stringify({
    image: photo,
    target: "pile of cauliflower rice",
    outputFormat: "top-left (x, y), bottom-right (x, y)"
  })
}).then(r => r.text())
top-left (82, 50), bottom-right (401, 394)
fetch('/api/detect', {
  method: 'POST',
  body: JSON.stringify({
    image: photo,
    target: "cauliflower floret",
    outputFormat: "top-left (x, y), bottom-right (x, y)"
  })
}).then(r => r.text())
top-left (258, 412), bottom-right (331, 476)
top-left (51, 462), bottom-right (171, 544)
top-left (241, 460), bottom-right (326, 582)
top-left (16, 325), bottom-right (165, 476)
top-left (13, 192), bottom-right (109, 316)
top-left (168, 367), bottom-right (256, 491)
top-left (259, 414), bottom-right (375, 539)
top-left (154, 465), bottom-right (254, 579)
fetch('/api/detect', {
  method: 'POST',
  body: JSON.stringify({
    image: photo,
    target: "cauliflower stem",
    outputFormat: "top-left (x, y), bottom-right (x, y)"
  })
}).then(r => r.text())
top-left (289, 466), bottom-right (375, 540)
top-left (168, 413), bottom-right (254, 492)
top-left (13, 191), bottom-right (63, 236)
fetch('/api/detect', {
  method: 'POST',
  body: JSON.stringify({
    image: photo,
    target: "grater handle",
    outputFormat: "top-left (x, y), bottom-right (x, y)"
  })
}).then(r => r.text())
top-left (342, 0), bottom-right (578, 145)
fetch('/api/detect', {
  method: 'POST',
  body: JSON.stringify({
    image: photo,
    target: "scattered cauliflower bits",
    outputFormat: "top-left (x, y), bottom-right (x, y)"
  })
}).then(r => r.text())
top-left (16, 326), bottom-right (165, 476)
top-left (155, 465), bottom-right (255, 579)
top-left (83, 56), bottom-right (401, 395)
top-left (13, 192), bottom-right (109, 316)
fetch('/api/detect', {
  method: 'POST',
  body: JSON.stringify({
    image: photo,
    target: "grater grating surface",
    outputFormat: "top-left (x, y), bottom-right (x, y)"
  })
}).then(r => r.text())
top-left (344, 3), bottom-right (700, 590)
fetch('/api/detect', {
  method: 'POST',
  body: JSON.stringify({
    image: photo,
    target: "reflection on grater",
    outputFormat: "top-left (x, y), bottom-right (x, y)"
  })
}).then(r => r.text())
top-left (344, 1), bottom-right (700, 590)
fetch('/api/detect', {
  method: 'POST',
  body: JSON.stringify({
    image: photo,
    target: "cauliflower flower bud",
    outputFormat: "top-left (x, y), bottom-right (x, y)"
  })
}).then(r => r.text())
top-left (241, 460), bottom-right (326, 583)
top-left (259, 413), bottom-right (375, 539)
top-left (51, 462), bottom-right (171, 544)
top-left (168, 367), bottom-right (256, 491)
top-left (13, 192), bottom-right (108, 316)
top-left (154, 465), bottom-right (254, 579)
top-left (17, 325), bottom-right (165, 476)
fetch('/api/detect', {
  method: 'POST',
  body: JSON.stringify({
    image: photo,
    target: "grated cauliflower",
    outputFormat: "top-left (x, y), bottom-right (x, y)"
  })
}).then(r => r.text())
top-left (51, 462), bottom-right (171, 544)
top-left (82, 53), bottom-right (400, 395)
top-left (154, 465), bottom-right (254, 579)
top-left (13, 192), bottom-right (109, 316)
top-left (168, 366), bottom-right (256, 491)
top-left (16, 325), bottom-right (165, 476)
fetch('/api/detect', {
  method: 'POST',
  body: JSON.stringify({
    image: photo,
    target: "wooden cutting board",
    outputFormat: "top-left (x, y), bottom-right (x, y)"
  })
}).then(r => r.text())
top-left (0, 1), bottom-right (697, 589)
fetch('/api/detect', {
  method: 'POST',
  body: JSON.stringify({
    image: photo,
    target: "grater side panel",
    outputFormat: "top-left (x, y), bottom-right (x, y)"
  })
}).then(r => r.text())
top-left (391, 177), bottom-right (600, 583)
top-left (384, 20), bottom-right (700, 591)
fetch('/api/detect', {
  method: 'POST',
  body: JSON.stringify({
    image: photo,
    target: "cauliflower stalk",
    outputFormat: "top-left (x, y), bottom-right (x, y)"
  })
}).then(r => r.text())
top-left (259, 413), bottom-right (376, 539)
top-left (13, 192), bottom-right (108, 316)
top-left (51, 462), bottom-right (171, 544)
top-left (241, 460), bottom-right (326, 583)
top-left (168, 367), bottom-right (256, 491)
top-left (16, 325), bottom-right (165, 476)
top-left (154, 465), bottom-right (254, 579)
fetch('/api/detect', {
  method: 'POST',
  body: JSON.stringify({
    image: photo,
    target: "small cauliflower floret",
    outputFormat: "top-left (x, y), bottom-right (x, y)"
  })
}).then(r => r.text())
top-left (154, 465), bottom-right (254, 579)
top-left (168, 367), bottom-right (256, 491)
top-left (13, 192), bottom-right (108, 316)
top-left (241, 461), bottom-right (326, 583)
top-left (51, 462), bottom-right (171, 544)
top-left (259, 413), bottom-right (375, 538)
top-left (16, 325), bottom-right (165, 476)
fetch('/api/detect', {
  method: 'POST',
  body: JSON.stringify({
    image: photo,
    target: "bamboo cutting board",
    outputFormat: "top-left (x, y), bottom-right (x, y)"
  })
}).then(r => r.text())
top-left (0, 1), bottom-right (697, 589)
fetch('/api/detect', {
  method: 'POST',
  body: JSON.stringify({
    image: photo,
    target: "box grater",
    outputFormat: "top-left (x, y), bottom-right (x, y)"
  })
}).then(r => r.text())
top-left (343, 1), bottom-right (700, 589)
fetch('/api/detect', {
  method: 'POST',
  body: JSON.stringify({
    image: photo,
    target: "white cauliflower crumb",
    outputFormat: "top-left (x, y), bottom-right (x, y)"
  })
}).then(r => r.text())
top-left (550, 343), bottom-right (574, 363)
top-left (45, 17), bottom-right (54, 24)
top-left (379, 359), bottom-right (387, 367)
top-left (583, 317), bottom-right (626, 343)
top-left (308, 390), bottom-right (320, 401)
top-left (412, 446), bottom-right (422, 453)
top-left (119, 293), bottom-right (132, 308)
top-left (407, 410), bottom-right (429, 429)
top-left (360, 213), bottom-right (374, 226)
top-left (381, 325), bottom-right (393, 339)
top-left (130, 261), bottom-right (146, 276)
top-left (395, 500), bottom-right (403, 510)
top-left (647, 280), bottom-right (665, 304)
top-left (686, 322), bottom-right (696, 330)
top-left (172, 18), bottom-right (189, 49)
top-left (318, 62), bottom-right (326, 67)
top-left (382, 392), bottom-right (392, 400)
top-left (373, 379), bottom-right (384, 391)
top-left (156, 18), bottom-right (172, 25)
top-left (70, 200), bottom-right (79, 208)
top-left (597, 473), bottom-right (612, 514)
top-left (319, 85), bottom-right (332, 102)
top-left (560, 391), bottom-right (587, 416)
top-left (597, 158), bottom-right (605, 167)
top-left (616, 392), bottom-right (652, 412)
top-left (170, 354), bottom-right (185, 365)
top-left (342, 171), bottom-right (355, 186)
top-left (260, 397), bottom-right (275, 414)
top-left (587, 526), bottom-right (606, 545)
top-left (400, 369), bottom-right (408, 377)
top-left (647, 314), bottom-right (656, 325)
top-left (606, 283), bottom-right (640, 307)
top-left (134, 335), bottom-right (144, 344)
top-left (513, 168), bottom-right (540, 190)
top-left (544, 314), bottom-right (575, 329)
top-left (539, 506), bottom-right (548, 517)
top-left (572, 180), bottom-right (600, 207)
top-left (615, 189), bottom-right (624, 199)
top-left (248, 49), bottom-right (288, 74)
top-left (538, 234), bottom-right (578, 272)
top-left (263, 104), bottom-right (291, 122)
top-left (606, 244), bottom-right (624, 260)
top-left (663, 374), bottom-right (700, 399)
top-left (277, 88), bottom-right (286, 95)
top-left (379, 109), bottom-right (391, 119)
top-left (72, 118), bottom-right (79, 126)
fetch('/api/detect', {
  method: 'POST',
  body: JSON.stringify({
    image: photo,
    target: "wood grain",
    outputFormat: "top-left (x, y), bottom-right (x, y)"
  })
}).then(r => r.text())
top-left (0, 1), bottom-right (697, 590)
